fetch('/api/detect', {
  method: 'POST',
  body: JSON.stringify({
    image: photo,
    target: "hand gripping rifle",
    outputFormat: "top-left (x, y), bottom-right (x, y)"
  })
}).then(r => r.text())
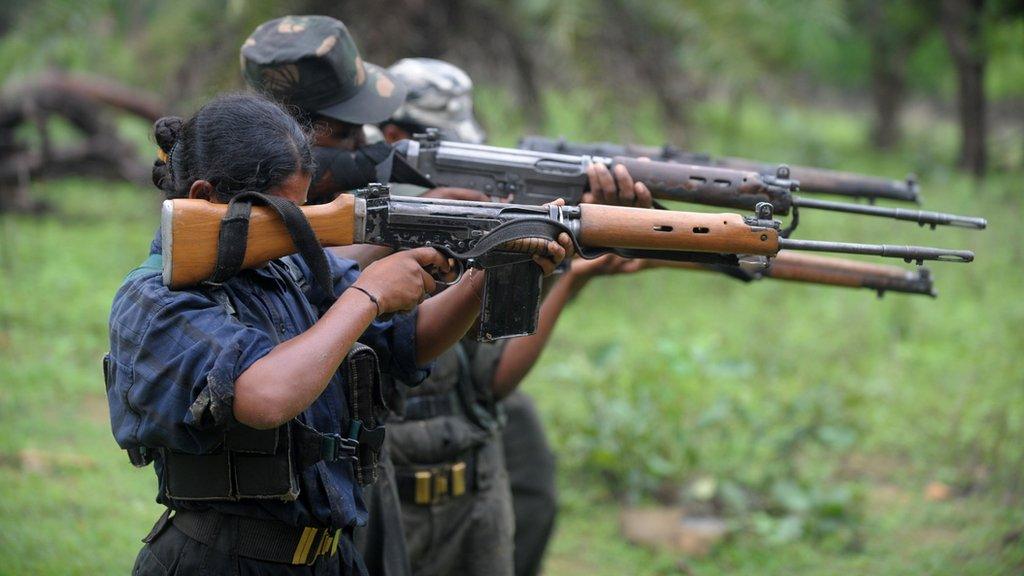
top-left (518, 135), bottom-right (921, 204)
top-left (647, 251), bottom-right (936, 297)
top-left (160, 184), bottom-right (972, 340)
top-left (396, 132), bottom-right (985, 233)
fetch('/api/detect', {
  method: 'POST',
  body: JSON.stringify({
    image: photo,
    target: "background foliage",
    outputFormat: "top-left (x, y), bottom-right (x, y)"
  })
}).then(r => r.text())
top-left (0, 1), bottom-right (1022, 574)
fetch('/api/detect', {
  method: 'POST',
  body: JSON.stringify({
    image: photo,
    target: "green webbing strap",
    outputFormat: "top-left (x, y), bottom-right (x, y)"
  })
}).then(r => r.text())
top-left (123, 254), bottom-right (163, 283)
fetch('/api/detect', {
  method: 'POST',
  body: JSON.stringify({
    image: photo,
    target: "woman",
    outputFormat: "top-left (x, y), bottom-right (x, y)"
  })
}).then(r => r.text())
top-left (106, 92), bottom-right (568, 575)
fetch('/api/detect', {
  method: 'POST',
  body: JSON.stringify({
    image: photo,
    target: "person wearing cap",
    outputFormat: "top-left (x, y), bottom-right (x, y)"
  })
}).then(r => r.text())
top-left (241, 14), bottom-right (483, 212)
top-left (239, 18), bottom-right (521, 576)
top-left (380, 58), bottom-right (487, 145)
top-left (240, 18), bottom-right (647, 575)
top-left (376, 58), bottom-right (652, 576)
top-left (378, 58), bottom-right (549, 576)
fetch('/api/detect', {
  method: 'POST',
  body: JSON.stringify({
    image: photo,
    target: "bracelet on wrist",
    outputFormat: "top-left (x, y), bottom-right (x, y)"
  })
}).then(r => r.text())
top-left (350, 285), bottom-right (382, 317)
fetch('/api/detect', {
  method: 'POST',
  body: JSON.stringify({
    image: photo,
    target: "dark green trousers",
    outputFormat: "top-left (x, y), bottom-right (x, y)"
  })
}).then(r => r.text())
top-left (501, 391), bottom-right (558, 576)
top-left (398, 438), bottom-right (514, 576)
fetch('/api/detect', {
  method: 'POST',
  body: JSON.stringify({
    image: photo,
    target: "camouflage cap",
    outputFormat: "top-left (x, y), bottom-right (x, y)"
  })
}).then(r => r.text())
top-left (386, 58), bottom-right (486, 144)
top-left (241, 15), bottom-right (407, 124)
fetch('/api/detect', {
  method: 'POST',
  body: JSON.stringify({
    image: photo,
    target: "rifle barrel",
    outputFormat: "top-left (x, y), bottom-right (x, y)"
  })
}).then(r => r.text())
top-left (779, 238), bottom-right (974, 263)
top-left (792, 196), bottom-right (987, 229)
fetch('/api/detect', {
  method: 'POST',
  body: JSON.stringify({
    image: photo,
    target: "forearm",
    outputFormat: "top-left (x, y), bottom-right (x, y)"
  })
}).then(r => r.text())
top-left (233, 290), bottom-right (377, 429)
top-left (414, 270), bottom-right (485, 363)
top-left (491, 272), bottom-right (586, 398)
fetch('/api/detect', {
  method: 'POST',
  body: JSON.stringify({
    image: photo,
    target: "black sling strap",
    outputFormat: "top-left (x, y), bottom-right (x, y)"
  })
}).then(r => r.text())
top-left (208, 191), bottom-right (333, 301)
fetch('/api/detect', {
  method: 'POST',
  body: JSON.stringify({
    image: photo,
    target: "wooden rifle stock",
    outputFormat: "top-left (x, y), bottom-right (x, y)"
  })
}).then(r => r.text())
top-left (162, 195), bottom-right (358, 289)
top-left (162, 193), bottom-right (781, 289)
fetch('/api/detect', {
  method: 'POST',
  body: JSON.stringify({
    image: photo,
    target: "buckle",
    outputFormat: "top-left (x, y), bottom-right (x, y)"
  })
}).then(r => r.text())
top-left (320, 434), bottom-right (358, 463)
top-left (292, 527), bottom-right (341, 565)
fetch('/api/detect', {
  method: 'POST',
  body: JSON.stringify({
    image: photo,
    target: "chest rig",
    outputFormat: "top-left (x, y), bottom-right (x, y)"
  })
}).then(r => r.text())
top-left (105, 252), bottom-right (389, 502)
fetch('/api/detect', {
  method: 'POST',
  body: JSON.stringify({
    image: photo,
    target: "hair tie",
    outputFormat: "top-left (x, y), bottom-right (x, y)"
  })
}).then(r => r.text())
top-left (166, 140), bottom-right (181, 175)
top-left (156, 147), bottom-right (169, 163)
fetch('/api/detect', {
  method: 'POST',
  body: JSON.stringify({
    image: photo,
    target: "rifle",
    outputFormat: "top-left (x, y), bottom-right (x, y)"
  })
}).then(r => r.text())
top-left (161, 184), bottom-right (971, 340)
top-left (646, 251), bottom-right (936, 297)
top-left (395, 133), bottom-right (985, 232)
top-left (518, 135), bottom-right (920, 204)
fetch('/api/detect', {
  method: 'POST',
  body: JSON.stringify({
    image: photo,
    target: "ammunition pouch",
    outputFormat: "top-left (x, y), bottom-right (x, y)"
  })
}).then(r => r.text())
top-left (162, 420), bottom-right (357, 501)
top-left (342, 343), bottom-right (389, 486)
top-left (159, 343), bottom-right (389, 499)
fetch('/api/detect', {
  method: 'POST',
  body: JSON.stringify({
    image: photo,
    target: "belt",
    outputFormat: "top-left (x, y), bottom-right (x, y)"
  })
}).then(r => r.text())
top-left (401, 394), bottom-right (459, 421)
top-left (171, 510), bottom-right (342, 565)
top-left (394, 452), bottom-right (478, 506)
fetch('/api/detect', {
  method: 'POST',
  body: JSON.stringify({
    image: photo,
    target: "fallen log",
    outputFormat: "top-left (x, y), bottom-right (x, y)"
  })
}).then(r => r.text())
top-left (0, 71), bottom-right (166, 213)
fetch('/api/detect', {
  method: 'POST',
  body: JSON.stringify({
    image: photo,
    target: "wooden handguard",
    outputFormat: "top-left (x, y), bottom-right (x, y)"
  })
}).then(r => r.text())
top-left (766, 252), bottom-right (914, 286)
top-left (613, 156), bottom-right (772, 211)
top-left (162, 195), bottom-right (357, 288)
top-left (649, 251), bottom-right (914, 288)
top-left (578, 204), bottom-right (779, 255)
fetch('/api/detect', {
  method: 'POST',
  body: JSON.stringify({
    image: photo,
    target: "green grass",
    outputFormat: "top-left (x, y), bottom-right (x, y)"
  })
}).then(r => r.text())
top-left (1, 97), bottom-right (1022, 575)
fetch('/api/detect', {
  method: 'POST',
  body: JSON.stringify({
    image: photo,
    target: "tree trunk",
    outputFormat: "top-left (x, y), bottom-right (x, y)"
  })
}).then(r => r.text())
top-left (868, 48), bottom-right (906, 149)
top-left (940, 0), bottom-right (988, 177)
top-left (956, 58), bottom-right (987, 176)
top-left (864, 0), bottom-right (907, 149)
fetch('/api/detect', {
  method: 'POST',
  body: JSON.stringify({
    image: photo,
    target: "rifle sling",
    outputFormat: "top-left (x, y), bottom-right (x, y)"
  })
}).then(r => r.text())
top-left (209, 191), bottom-right (333, 301)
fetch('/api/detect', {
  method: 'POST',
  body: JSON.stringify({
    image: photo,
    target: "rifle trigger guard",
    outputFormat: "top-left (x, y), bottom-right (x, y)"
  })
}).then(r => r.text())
top-left (426, 246), bottom-right (467, 289)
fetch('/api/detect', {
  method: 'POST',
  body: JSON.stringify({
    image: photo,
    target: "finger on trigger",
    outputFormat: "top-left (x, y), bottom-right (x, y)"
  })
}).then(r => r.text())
top-left (411, 247), bottom-right (447, 268)
top-left (420, 268), bottom-right (437, 294)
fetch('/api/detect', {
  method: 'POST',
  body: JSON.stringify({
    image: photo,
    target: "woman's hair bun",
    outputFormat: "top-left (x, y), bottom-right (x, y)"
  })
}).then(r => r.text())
top-left (153, 116), bottom-right (184, 154)
top-left (152, 116), bottom-right (184, 193)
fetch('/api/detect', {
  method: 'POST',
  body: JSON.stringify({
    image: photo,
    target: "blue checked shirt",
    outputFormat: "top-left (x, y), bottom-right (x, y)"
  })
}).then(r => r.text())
top-left (107, 232), bottom-right (429, 529)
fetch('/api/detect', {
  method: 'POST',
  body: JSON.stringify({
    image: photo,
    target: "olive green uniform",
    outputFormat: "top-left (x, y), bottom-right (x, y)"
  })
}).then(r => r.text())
top-left (387, 339), bottom-right (515, 576)
top-left (501, 391), bottom-right (558, 576)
